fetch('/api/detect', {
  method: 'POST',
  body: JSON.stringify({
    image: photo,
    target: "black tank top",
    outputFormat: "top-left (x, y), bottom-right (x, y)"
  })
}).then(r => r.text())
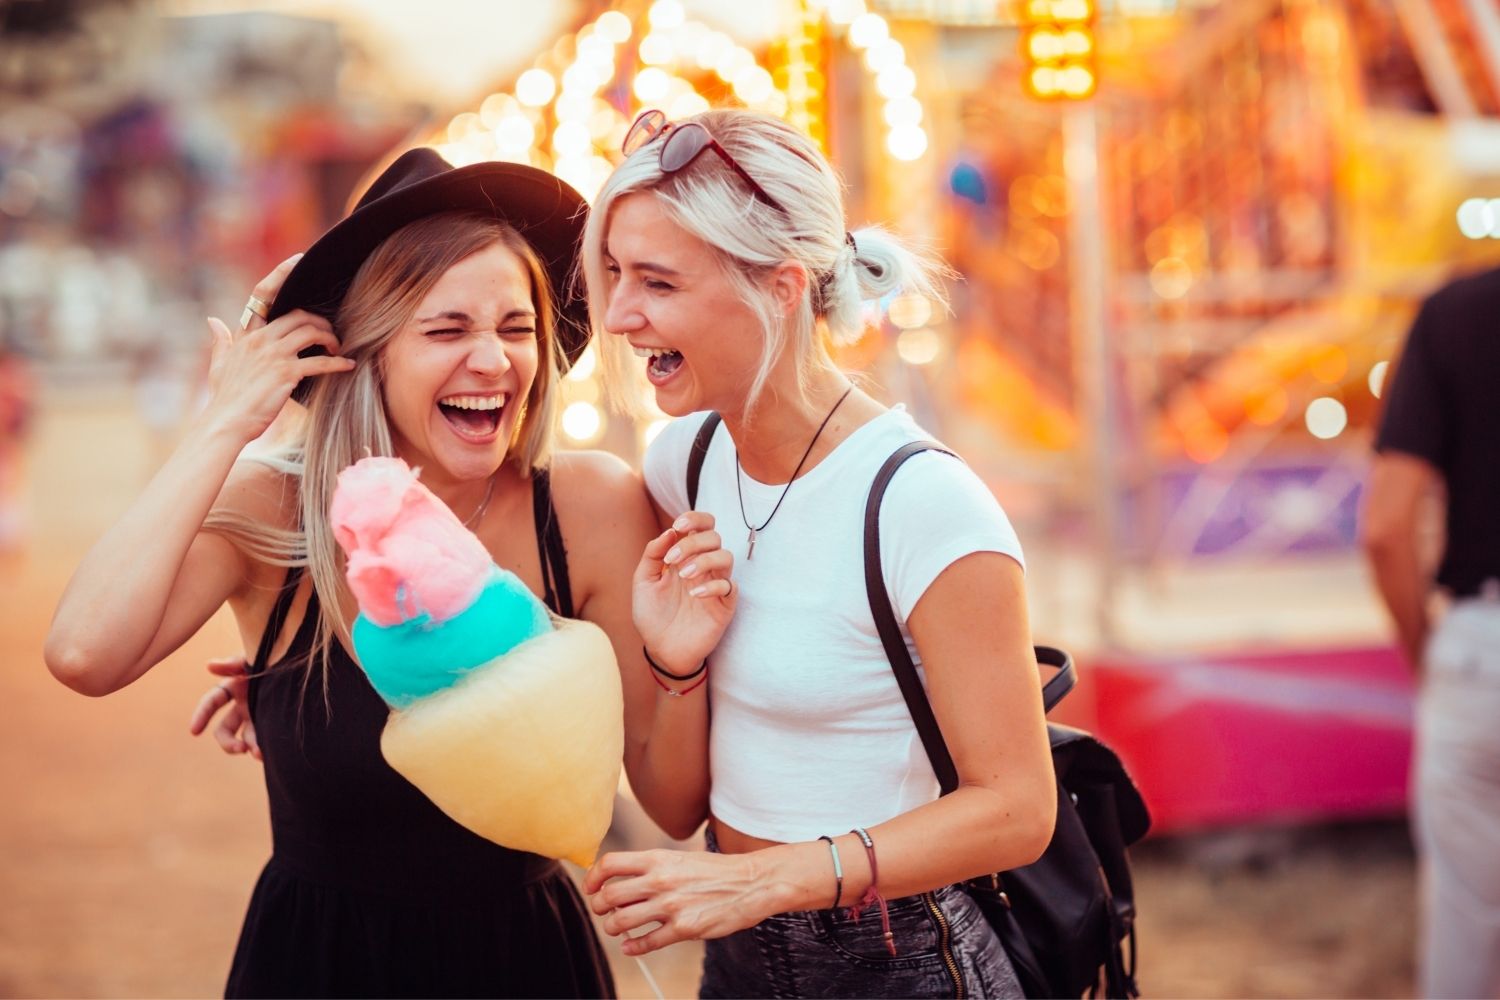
top-left (245, 467), bottom-right (577, 896)
top-left (227, 468), bottom-right (614, 998)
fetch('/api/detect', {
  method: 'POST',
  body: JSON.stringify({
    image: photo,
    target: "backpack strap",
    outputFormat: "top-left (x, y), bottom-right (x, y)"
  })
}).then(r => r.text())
top-left (863, 442), bottom-right (1077, 796)
top-left (685, 412), bottom-right (723, 509)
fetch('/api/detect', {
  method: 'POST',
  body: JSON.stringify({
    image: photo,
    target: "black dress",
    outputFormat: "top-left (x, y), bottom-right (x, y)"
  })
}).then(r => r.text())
top-left (226, 470), bottom-right (616, 999)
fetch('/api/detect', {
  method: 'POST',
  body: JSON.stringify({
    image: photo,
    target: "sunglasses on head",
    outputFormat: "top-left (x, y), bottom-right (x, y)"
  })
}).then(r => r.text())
top-left (623, 109), bottom-right (788, 215)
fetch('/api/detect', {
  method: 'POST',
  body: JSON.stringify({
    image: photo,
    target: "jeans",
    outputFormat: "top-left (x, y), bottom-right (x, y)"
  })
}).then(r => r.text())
top-left (1415, 595), bottom-right (1500, 999)
top-left (699, 830), bottom-right (1021, 999)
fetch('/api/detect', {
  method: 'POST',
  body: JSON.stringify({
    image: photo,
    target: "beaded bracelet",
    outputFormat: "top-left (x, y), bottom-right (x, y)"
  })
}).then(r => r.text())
top-left (847, 826), bottom-right (896, 956)
top-left (817, 835), bottom-right (845, 909)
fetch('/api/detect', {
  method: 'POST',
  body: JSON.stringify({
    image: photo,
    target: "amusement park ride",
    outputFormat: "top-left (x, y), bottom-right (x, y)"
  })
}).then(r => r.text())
top-left (421, 0), bottom-right (1500, 834)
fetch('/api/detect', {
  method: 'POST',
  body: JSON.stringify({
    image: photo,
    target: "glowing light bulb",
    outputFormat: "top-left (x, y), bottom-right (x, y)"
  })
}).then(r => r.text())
top-left (887, 125), bottom-right (928, 161)
top-left (828, 0), bottom-right (866, 24)
top-left (494, 115), bottom-right (535, 152)
top-left (567, 346), bottom-right (598, 381)
top-left (595, 10), bottom-right (632, 43)
top-left (562, 401), bottom-right (604, 443)
top-left (552, 120), bottom-right (593, 157)
top-left (634, 67), bottom-right (671, 103)
top-left (896, 328), bottom-right (942, 365)
top-left (649, 0), bottom-right (685, 30)
top-left (1304, 397), bottom-right (1348, 439)
top-left (876, 65), bottom-right (916, 99)
top-left (515, 68), bottom-right (556, 107)
top-left (883, 96), bottom-right (923, 128)
top-left (849, 13), bottom-right (890, 49)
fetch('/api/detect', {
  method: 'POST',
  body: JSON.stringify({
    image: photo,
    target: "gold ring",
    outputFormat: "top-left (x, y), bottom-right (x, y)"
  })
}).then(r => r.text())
top-left (240, 295), bottom-right (270, 330)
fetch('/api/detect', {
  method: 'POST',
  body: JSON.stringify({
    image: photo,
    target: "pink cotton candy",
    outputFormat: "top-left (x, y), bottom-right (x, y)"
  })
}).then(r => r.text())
top-left (330, 457), bottom-right (493, 627)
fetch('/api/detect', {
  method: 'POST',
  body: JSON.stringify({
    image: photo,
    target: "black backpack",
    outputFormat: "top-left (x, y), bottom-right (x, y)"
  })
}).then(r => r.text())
top-left (687, 415), bottom-right (1151, 999)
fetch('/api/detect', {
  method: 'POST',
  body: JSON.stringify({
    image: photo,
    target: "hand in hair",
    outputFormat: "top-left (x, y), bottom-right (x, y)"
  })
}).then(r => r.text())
top-left (203, 256), bottom-right (354, 443)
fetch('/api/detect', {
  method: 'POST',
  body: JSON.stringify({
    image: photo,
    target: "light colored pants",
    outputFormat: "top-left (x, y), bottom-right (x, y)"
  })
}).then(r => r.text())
top-left (1415, 596), bottom-right (1500, 1000)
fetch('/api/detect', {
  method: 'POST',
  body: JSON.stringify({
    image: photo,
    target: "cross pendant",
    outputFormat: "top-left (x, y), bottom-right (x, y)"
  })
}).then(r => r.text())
top-left (747, 526), bottom-right (757, 560)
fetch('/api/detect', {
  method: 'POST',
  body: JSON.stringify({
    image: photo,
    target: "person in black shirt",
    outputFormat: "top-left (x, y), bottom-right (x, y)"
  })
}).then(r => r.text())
top-left (1363, 266), bottom-right (1500, 1000)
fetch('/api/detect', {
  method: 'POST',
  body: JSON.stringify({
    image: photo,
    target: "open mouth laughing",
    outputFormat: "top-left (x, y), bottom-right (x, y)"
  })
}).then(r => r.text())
top-left (632, 345), bottom-right (683, 384)
top-left (437, 393), bottom-right (508, 441)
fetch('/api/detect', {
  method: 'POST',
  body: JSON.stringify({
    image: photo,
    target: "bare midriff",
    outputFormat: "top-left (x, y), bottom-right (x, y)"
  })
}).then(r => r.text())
top-left (709, 814), bottom-right (783, 854)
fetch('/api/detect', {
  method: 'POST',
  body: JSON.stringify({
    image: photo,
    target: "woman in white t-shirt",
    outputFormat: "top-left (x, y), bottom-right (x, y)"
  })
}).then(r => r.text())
top-left (579, 108), bottom-right (1056, 999)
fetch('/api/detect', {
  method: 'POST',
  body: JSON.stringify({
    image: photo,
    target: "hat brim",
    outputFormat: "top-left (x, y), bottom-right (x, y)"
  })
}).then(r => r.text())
top-left (269, 159), bottom-right (590, 398)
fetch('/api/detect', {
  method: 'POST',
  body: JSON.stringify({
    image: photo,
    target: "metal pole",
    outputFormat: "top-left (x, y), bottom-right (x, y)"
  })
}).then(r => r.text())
top-left (1063, 101), bottom-right (1118, 647)
top-left (1392, 0), bottom-right (1478, 118)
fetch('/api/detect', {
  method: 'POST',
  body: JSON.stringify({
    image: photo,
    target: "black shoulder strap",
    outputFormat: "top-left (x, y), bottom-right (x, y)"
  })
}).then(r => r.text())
top-left (252, 565), bottom-right (305, 673)
top-left (531, 467), bottom-right (575, 618)
top-left (864, 443), bottom-right (961, 793)
top-left (864, 443), bottom-right (1077, 796)
top-left (685, 412), bottom-right (723, 509)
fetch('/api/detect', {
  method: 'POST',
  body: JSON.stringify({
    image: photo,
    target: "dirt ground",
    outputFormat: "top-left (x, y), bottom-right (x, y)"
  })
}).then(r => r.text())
top-left (0, 391), bottom-right (1416, 998)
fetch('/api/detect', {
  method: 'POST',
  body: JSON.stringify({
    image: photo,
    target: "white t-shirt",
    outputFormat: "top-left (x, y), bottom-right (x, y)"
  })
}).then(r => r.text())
top-left (643, 406), bottom-right (1025, 843)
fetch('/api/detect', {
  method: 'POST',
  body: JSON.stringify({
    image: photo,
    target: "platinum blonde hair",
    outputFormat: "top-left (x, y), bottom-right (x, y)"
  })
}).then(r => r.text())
top-left (204, 211), bottom-right (562, 693)
top-left (581, 107), bottom-right (949, 415)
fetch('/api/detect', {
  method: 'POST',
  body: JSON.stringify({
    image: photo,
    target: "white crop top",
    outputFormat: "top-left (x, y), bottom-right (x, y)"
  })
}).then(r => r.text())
top-left (643, 407), bottom-right (1025, 843)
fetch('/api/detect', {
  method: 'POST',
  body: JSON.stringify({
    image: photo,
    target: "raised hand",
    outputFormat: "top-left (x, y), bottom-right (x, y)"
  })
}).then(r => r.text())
top-left (633, 511), bottom-right (736, 675)
top-left (188, 655), bottom-right (259, 760)
top-left (204, 255), bottom-right (354, 443)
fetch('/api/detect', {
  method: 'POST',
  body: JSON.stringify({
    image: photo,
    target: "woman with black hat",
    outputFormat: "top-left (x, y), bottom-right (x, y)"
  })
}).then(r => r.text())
top-left (45, 150), bottom-right (729, 997)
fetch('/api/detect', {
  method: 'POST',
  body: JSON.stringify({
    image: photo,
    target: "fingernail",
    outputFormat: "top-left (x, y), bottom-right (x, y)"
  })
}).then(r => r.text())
top-left (689, 585), bottom-right (707, 597)
top-left (673, 517), bottom-right (690, 531)
top-left (664, 545), bottom-right (682, 565)
top-left (679, 562), bottom-right (699, 579)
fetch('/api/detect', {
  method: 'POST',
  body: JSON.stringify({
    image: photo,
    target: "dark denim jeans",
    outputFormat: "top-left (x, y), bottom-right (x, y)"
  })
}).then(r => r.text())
top-left (699, 830), bottom-right (1022, 999)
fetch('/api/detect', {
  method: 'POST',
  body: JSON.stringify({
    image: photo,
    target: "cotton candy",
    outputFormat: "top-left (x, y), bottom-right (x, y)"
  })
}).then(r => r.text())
top-left (331, 456), bottom-right (622, 867)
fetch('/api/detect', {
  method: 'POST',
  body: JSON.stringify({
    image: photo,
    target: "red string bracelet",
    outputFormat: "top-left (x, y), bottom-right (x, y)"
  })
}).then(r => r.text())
top-left (648, 665), bottom-right (708, 696)
top-left (846, 826), bottom-right (896, 956)
top-left (643, 647), bottom-right (709, 697)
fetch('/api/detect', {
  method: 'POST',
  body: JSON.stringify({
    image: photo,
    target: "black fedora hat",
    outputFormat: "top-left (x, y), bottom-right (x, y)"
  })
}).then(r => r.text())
top-left (268, 147), bottom-right (591, 396)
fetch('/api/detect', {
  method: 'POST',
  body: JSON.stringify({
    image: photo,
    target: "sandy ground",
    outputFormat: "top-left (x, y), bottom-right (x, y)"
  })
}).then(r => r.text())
top-left (0, 390), bottom-right (1416, 998)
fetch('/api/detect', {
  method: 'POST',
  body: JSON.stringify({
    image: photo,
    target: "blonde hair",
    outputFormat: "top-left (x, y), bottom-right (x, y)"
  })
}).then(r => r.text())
top-left (581, 108), bottom-right (948, 415)
top-left (205, 211), bottom-right (562, 693)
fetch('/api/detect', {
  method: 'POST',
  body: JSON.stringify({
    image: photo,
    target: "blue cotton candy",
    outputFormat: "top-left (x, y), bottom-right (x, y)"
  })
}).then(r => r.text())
top-left (353, 567), bottom-right (552, 709)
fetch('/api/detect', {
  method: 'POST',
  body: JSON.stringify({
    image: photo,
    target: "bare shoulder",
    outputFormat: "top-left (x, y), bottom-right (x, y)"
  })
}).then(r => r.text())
top-left (547, 451), bottom-right (656, 589)
top-left (213, 456), bottom-right (300, 532)
top-left (549, 449), bottom-right (652, 523)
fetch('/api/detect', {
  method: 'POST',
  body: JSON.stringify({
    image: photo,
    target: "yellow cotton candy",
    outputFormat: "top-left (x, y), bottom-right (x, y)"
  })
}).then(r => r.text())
top-left (379, 618), bottom-right (623, 867)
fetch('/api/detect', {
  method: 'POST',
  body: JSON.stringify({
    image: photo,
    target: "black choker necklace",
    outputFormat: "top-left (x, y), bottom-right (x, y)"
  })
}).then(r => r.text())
top-left (734, 386), bottom-right (854, 560)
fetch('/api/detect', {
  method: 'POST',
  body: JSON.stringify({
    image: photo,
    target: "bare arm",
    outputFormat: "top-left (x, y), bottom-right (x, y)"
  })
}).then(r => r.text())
top-left (45, 259), bottom-right (351, 696)
top-left (46, 419), bottom-right (256, 696)
top-left (1361, 451), bottom-right (1441, 673)
top-left (585, 552), bottom-right (1055, 954)
top-left (565, 454), bottom-right (718, 839)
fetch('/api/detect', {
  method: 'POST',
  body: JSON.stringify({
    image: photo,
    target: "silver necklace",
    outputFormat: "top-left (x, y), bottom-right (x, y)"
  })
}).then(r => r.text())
top-left (462, 473), bottom-right (497, 529)
top-left (734, 385), bottom-right (853, 560)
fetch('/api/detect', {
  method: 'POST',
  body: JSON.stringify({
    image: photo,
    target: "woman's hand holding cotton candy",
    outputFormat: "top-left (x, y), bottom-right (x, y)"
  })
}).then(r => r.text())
top-left (633, 511), bottom-right (737, 673)
top-left (203, 256), bottom-right (354, 443)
